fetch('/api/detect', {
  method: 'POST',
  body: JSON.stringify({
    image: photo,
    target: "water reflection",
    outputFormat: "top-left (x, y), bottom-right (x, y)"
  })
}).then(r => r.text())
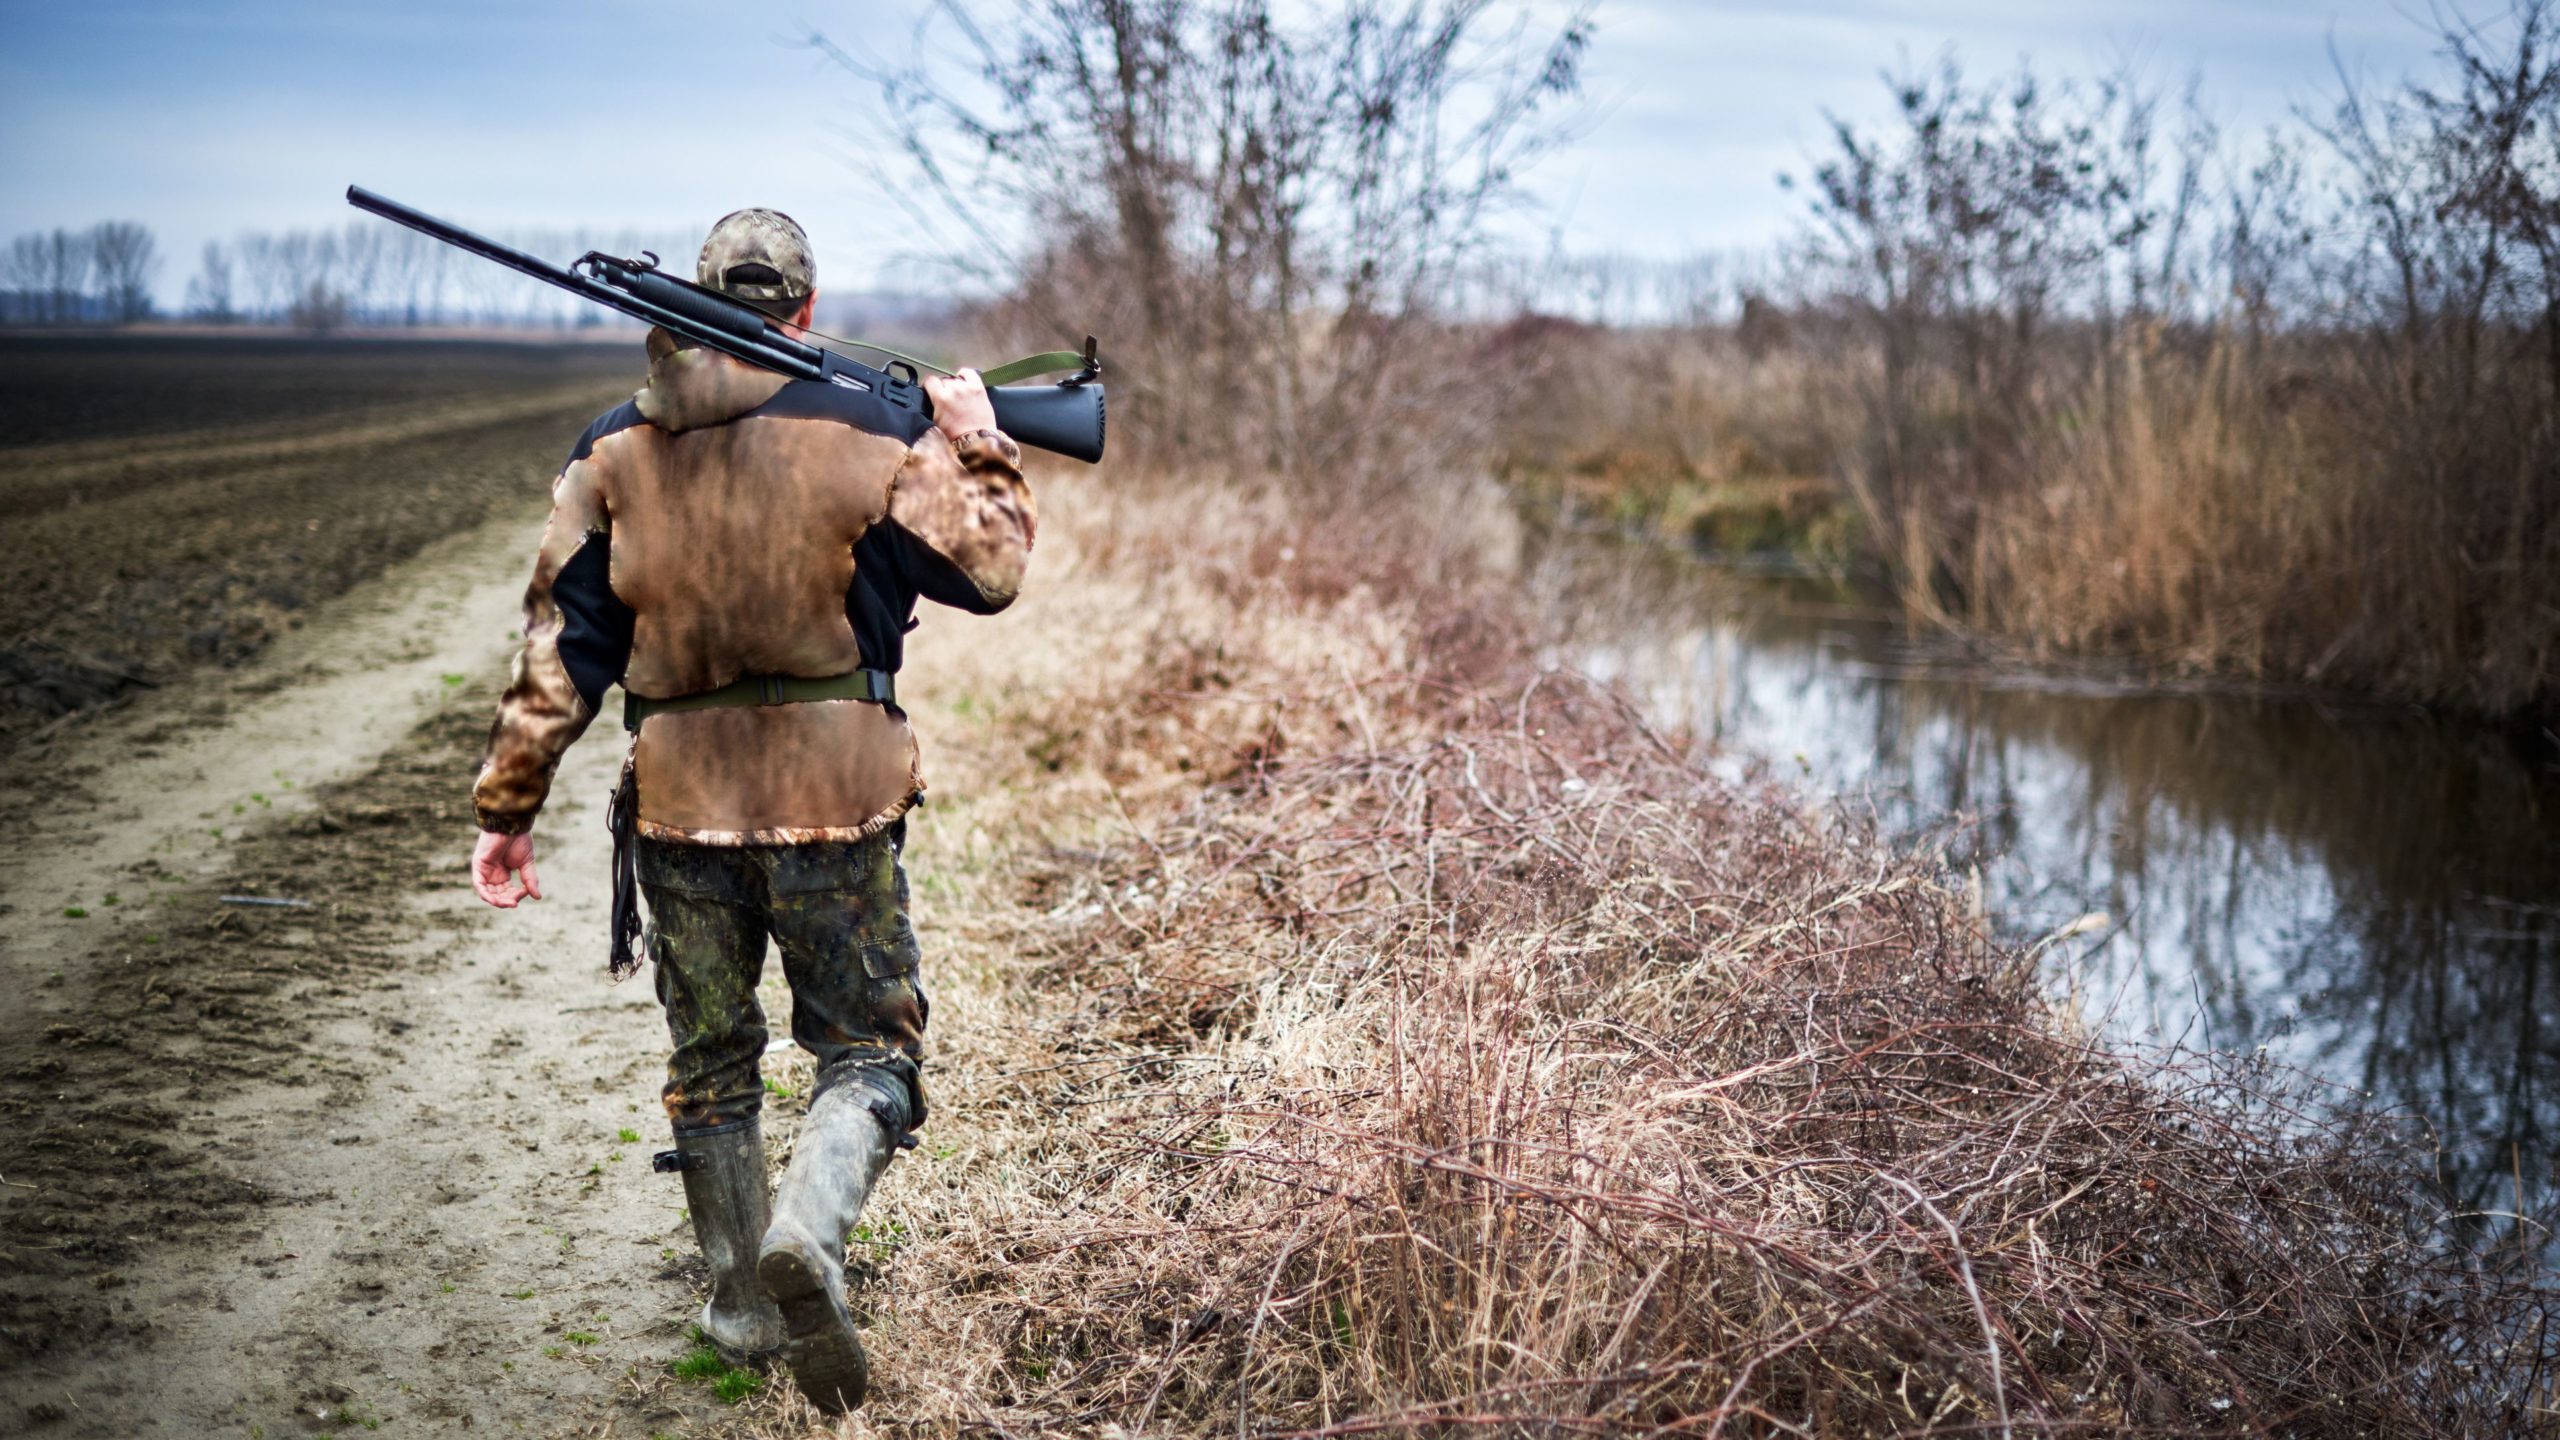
top-left (1527, 523), bottom-right (2560, 1230)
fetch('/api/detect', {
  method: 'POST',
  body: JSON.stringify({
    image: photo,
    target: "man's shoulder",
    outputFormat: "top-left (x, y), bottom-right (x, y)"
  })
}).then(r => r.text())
top-left (743, 378), bottom-right (935, 446)
top-left (559, 376), bottom-right (933, 472)
top-left (564, 397), bottom-right (650, 469)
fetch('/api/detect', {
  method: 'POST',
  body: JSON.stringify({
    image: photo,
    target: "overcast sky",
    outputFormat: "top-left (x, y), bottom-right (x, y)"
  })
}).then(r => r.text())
top-left (0, 0), bottom-right (2442, 308)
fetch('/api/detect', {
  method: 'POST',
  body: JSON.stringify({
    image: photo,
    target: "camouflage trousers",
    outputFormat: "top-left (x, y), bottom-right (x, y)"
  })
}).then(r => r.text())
top-left (636, 825), bottom-right (927, 1138)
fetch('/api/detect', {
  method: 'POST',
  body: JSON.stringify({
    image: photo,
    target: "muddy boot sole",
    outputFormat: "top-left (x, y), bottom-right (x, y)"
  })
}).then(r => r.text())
top-left (758, 1244), bottom-right (867, 1413)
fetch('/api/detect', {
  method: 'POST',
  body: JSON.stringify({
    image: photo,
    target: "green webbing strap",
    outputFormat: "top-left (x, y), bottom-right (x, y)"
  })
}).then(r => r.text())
top-left (807, 330), bottom-right (1092, 388)
top-left (622, 669), bottom-right (895, 733)
top-left (975, 350), bottom-right (1090, 386)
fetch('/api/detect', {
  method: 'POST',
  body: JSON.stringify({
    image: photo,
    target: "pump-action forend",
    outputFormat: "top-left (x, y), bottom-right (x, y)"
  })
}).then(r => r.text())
top-left (344, 186), bottom-right (1105, 463)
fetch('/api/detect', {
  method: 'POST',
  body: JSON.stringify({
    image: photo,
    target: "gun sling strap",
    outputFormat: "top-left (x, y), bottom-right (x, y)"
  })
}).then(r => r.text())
top-left (973, 350), bottom-right (1090, 386)
top-left (809, 335), bottom-right (1092, 390)
top-left (622, 668), bottom-right (895, 733)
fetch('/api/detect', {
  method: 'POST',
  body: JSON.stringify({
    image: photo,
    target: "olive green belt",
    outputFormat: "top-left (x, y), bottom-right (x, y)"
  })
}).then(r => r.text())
top-left (621, 669), bottom-right (895, 733)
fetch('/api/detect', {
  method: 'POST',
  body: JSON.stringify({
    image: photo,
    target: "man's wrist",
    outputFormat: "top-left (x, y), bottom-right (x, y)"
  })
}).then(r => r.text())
top-left (948, 428), bottom-right (1020, 470)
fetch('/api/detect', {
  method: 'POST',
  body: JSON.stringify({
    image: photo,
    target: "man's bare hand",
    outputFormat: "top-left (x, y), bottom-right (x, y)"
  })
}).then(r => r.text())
top-left (472, 829), bottom-right (543, 909)
top-left (924, 366), bottom-right (998, 441)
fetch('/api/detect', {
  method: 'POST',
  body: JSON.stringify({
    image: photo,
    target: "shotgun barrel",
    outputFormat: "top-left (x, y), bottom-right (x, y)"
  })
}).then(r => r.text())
top-left (343, 186), bottom-right (1105, 462)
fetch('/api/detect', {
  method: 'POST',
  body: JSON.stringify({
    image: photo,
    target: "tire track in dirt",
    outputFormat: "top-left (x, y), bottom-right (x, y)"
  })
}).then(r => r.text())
top-left (0, 511), bottom-right (752, 1435)
top-left (0, 322), bottom-right (1113, 1432)
top-left (2, 381), bottom-right (630, 515)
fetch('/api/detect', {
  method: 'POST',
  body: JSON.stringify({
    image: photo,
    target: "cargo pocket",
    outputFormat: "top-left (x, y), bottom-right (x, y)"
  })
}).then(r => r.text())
top-left (858, 920), bottom-right (929, 1056)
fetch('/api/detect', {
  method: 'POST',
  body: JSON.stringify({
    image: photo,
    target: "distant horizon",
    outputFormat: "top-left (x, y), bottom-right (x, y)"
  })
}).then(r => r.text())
top-left (1, 1), bottom-right (2443, 312)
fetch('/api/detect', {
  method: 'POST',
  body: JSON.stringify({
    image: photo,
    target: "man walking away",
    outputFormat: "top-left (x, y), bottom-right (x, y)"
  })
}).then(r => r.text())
top-left (464, 207), bottom-right (1036, 1413)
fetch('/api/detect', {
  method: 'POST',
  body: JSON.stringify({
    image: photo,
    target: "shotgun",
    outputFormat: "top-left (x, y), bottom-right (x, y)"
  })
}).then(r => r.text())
top-left (344, 185), bottom-right (1105, 463)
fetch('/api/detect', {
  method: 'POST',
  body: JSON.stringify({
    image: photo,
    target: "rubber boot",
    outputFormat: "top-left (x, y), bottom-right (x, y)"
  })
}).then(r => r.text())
top-left (757, 1078), bottom-right (902, 1414)
top-left (677, 1124), bottom-right (783, 1363)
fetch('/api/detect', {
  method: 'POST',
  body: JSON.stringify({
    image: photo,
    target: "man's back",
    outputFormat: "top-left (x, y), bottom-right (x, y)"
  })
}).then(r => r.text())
top-left (473, 332), bottom-right (1034, 846)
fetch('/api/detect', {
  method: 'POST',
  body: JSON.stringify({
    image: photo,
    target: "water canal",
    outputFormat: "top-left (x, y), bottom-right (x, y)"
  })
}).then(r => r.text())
top-left (1529, 521), bottom-right (2560, 1232)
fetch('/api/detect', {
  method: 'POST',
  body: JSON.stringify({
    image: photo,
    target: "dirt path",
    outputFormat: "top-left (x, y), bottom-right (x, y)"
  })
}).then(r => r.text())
top-left (0, 316), bottom-right (1142, 1437)
top-left (0, 508), bottom-right (748, 1435)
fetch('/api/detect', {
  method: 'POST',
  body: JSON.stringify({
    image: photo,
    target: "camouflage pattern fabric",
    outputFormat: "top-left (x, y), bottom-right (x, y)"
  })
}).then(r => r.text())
top-left (470, 338), bottom-right (1036, 843)
top-left (697, 207), bottom-right (813, 304)
top-left (638, 827), bottom-right (927, 1137)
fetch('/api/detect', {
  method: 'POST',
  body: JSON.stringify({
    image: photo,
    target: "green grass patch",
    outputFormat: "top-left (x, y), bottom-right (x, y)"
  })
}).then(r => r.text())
top-left (670, 1346), bottom-right (727, 1382)
top-left (672, 1337), bottom-right (764, 1404)
top-left (851, 1218), bottom-right (910, 1261)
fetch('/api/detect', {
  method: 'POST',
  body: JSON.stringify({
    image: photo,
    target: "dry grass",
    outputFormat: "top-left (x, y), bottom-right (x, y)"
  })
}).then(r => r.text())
top-left (688, 470), bottom-right (2560, 1438)
top-left (1984, 333), bottom-right (2556, 709)
top-left (1494, 321), bottom-right (2559, 720)
top-left (1492, 321), bottom-right (1851, 557)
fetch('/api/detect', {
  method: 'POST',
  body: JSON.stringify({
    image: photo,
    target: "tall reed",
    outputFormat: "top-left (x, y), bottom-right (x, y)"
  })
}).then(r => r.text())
top-left (1793, 10), bottom-right (2560, 715)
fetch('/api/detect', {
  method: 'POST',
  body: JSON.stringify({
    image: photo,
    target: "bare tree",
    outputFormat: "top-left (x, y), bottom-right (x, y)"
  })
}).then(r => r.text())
top-left (50, 229), bottom-right (94, 323)
top-left (10, 228), bottom-right (100, 324)
top-left (1804, 58), bottom-right (2223, 619)
top-left (812, 0), bottom-right (1592, 487)
top-left (275, 229), bottom-right (345, 331)
top-left (2393, 0), bottom-right (2560, 406)
top-left (337, 221), bottom-right (386, 326)
top-left (235, 233), bottom-right (294, 322)
top-left (186, 240), bottom-right (239, 322)
top-left (0, 234), bottom-right (45, 322)
top-left (88, 221), bottom-right (158, 323)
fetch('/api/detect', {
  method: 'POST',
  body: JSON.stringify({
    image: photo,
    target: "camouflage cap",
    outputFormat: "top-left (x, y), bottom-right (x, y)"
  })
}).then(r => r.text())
top-left (697, 208), bottom-right (814, 305)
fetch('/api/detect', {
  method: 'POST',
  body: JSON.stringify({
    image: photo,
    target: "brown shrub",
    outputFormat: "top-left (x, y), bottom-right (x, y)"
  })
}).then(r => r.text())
top-left (831, 475), bottom-right (2560, 1437)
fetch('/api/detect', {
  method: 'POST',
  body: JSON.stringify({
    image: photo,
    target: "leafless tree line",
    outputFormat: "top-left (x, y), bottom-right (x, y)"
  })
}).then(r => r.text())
top-left (182, 222), bottom-right (701, 330)
top-left (1, 217), bottom-right (711, 331)
top-left (0, 222), bottom-right (159, 324)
